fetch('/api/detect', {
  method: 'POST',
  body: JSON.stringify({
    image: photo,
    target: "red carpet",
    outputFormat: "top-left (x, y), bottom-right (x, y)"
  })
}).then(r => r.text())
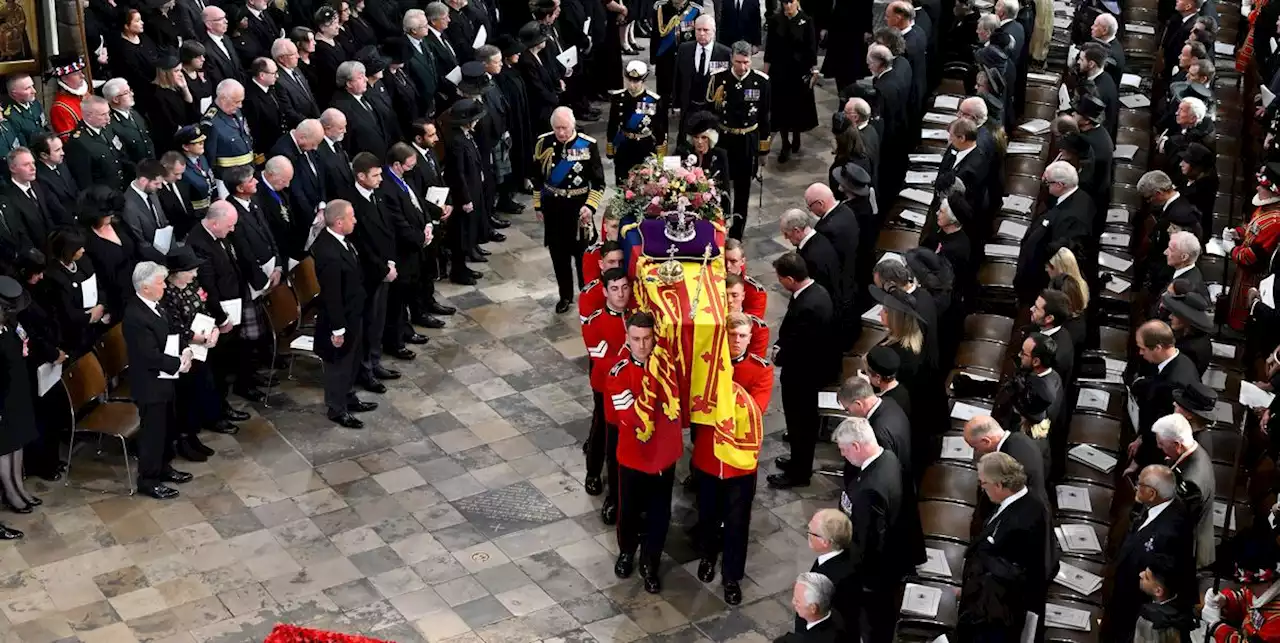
top-left (265, 624), bottom-right (392, 643)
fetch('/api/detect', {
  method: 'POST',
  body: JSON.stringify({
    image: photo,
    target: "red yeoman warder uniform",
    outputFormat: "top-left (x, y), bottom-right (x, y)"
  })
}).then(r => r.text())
top-left (1227, 200), bottom-right (1280, 330)
top-left (742, 275), bottom-right (767, 319)
top-left (578, 279), bottom-right (605, 322)
top-left (581, 306), bottom-right (627, 504)
top-left (692, 352), bottom-right (772, 587)
top-left (1209, 582), bottom-right (1280, 642)
top-left (607, 350), bottom-right (683, 572)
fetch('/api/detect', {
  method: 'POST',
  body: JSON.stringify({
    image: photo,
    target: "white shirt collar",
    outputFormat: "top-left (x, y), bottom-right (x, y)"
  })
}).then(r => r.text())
top-left (954, 145), bottom-right (975, 165)
top-left (85, 123), bottom-right (102, 136)
top-left (1087, 67), bottom-right (1105, 81)
top-left (325, 137), bottom-right (340, 151)
top-left (1172, 264), bottom-right (1194, 279)
top-left (131, 183), bottom-right (150, 201)
top-left (999, 17), bottom-right (1013, 25)
top-left (816, 549), bottom-right (843, 565)
top-left (867, 396), bottom-right (883, 419)
top-left (248, 5), bottom-right (262, 17)
top-left (111, 107), bottom-right (131, 119)
top-left (429, 26), bottom-right (447, 40)
top-left (232, 195), bottom-right (251, 209)
top-left (412, 142), bottom-right (432, 158)
top-left (992, 486), bottom-right (1029, 521)
top-left (860, 448), bottom-right (883, 470)
top-left (253, 80), bottom-right (271, 93)
top-left (1163, 192), bottom-right (1180, 211)
top-left (1157, 350), bottom-right (1180, 373)
top-left (138, 293), bottom-right (161, 315)
top-left (798, 228), bottom-right (816, 249)
top-left (1042, 325), bottom-right (1061, 336)
top-left (901, 23), bottom-right (913, 34)
top-left (356, 183), bottom-right (375, 201)
top-left (11, 178), bottom-right (30, 191)
top-left (1056, 186), bottom-right (1079, 203)
top-left (1139, 498), bottom-right (1174, 530)
top-left (326, 226), bottom-right (349, 249)
top-left (996, 430), bottom-right (1011, 452)
top-left (792, 279), bottom-right (813, 299)
top-left (806, 613), bottom-right (832, 630)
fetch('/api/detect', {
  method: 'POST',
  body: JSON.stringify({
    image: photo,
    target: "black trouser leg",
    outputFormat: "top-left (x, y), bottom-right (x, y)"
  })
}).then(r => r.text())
top-left (696, 472), bottom-right (727, 560)
top-left (549, 242), bottom-right (577, 301)
top-left (384, 279), bottom-right (411, 351)
top-left (641, 466), bottom-right (675, 570)
top-left (617, 464), bottom-right (645, 557)
top-left (323, 325), bottom-right (363, 417)
top-left (718, 473), bottom-right (755, 582)
top-left (859, 585), bottom-right (903, 643)
top-left (586, 391), bottom-right (606, 477)
top-left (360, 282), bottom-right (389, 378)
top-left (781, 375), bottom-right (819, 480)
top-left (137, 400), bottom-right (174, 483)
top-left (605, 424), bottom-right (619, 501)
top-left (27, 393), bottom-right (64, 475)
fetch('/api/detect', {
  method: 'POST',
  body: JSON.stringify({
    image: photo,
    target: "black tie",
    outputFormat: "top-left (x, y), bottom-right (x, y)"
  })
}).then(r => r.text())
top-left (147, 196), bottom-right (161, 226)
top-left (24, 187), bottom-right (36, 205)
top-left (700, 47), bottom-right (708, 75)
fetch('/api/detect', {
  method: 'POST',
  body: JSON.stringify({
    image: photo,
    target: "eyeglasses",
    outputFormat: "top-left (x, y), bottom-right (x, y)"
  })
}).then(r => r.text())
top-left (806, 531), bottom-right (825, 539)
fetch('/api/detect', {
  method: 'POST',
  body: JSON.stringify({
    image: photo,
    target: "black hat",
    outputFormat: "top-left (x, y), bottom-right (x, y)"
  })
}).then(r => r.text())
top-left (869, 284), bottom-right (922, 321)
top-left (155, 47), bottom-right (180, 70)
top-left (865, 346), bottom-right (900, 378)
top-left (494, 34), bottom-right (522, 58)
top-left (1258, 162), bottom-right (1280, 191)
top-left (0, 276), bottom-right (30, 314)
top-left (518, 22), bottom-right (548, 49)
top-left (314, 4), bottom-right (338, 26)
top-left (980, 65), bottom-right (1006, 98)
top-left (381, 37), bottom-right (410, 65)
top-left (686, 111), bottom-right (719, 137)
top-left (175, 124), bottom-right (206, 146)
top-left (1172, 380), bottom-right (1217, 421)
top-left (358, 46), bottom-right (388, 76)
top-left (1058, 132), bottom-right (1093, 158)
top-left (833, 162), bottom-right (872, 197)
top-left (1179, 142), bottom-right (1215, 170)
top-left (166, 245), bottom-right (205, 272)
top-left (46, 53), bottom-right (85, 79)
top-left (987, 31), bottom-right (1014, 55)
top-left (1162, 291), bottom-right (1215, 333)
top-left (450, 98), bottom-right (486, 124)
top-left (459, 61), bottom-right (491, 94)
top-left (1173, 81), bottom-right (1213, 103)
top-left (1014, 373), bottom-right (1056, 423)
top-left (1073, 94), bottom-right (1106, 123)
top-left (980, 91), bottom-right (1004, 120)
top-left (224, 3), bottom-right (246, 28)
top-left (1163, 198), bottom-right (1201, 229)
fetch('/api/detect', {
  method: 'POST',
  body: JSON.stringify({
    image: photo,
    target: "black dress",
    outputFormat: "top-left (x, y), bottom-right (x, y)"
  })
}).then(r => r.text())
top-left (679, 143), bottom-right (732, 213)
top-left (109, 35), bottom-right (161, 99)
top-left (345, 16), bottom-right (378, 52)
top-left (182, 69), bottom-right (214, 116)
top-left (37, 258), bottom-right (101, 358)
top-left (145, 85), bottom-right (200, 154)
top-left (0, 324), bottom-right (37, 456)
top-left (312, 39), bottom-right (348, 109)
top-left (85, 224), bottom-right (154, 322)
top-left (496, 64), bottom-right (533, 185)
top-left (765, 10), bottom-right (819, 133)
top-left (161, 282), bottom-right (221, 433)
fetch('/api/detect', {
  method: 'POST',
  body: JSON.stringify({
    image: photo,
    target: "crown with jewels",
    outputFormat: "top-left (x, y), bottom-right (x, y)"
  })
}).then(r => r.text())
top-left (664, 210), bottom-right (697, 243)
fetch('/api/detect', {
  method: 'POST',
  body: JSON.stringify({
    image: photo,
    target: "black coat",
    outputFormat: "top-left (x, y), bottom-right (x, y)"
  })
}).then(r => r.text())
top-left (122, 297), bottom-right (181, 405)
top-left (332, 91), bottom-right (394, 160)
top-left (311, 228), bottom-right (366, 361)
top-left (718, 0), bottom-right (762, 46)
top-left (1014, 190), bottom-right (1094, 302)
top-left (976, 432), bottom-right (1048, 526)
top-left (227, 196), bottom-right (283, 292)
top-left (344, 188), bottom-right (397, 287)
top-left (516, 54), bottom-right (561, 134)
top-left (1132, 352), bottom-right (1202, 443)
top-left (779, 613), bottom-right (848, 643)
top-left (242, 81), bottom-right (286, 160)
top-left (200, 34), bottom-right (243, 86)
top-left (867, 397), bottom-right (912, 477)
top-left (495, 65), bottom-right (533, 181)
top-left (185, 223), bottom-right (245, 327)
top-left (1078, 125), bottom-right (1114, 210)
top-left (1161, 14), bottom-right (1197, 79)
top-left (384, 68), bottom-right (423, 139)
top-left (1110, 500), bottom-right (1195, 639)
top-left (314, 138), bottom-right (355, 200)
top-left (443, 128), bottom-right (488, 214)
top-left (406, 143), bottom-right (448, 221)
top-left (796, 551), bottom-right (859, 635)
top-left (311, 39), bottom-right (348, 109)
top-left (376, 174), bottom-right (429, 280)
top-left (270, 133), bottom-right (326, 224)
top-left (814, 202), bottom-right (860, 306)
top-left (901, 24), bottom-right (928, 111)
top-left (35, 162), bottom-right (78, 228)
top-left (156, 180), bottom-right (197, 240)
top-left (841, 448), bottom-right (922, 589)
top-left (1091, 70), bottom-right (1121, 142)
top-left (426, 31), bottom-right (463, 101)
top-left (958, 491), bottom-right (1051, 637)
top-left (38, 258), bottom-right (99, 355)
top-left (0, 181), bottom-right (54, 252)
top-left (145, 86), bottom-right (200, 155)
top-left (254, 177), bottom-right (308, 262)
top-left (797, 233), bottom-right (845, 320)
top-left (774, 281), bottom-right (839, 386)
top-left (404, 38), bottom-right (439, 117)
top-left (244, 9), bottom-right (279, 62)
top-left (673, 41), bottom-right (731, 114)
top-left (275, 66), bottom-right (321, 128)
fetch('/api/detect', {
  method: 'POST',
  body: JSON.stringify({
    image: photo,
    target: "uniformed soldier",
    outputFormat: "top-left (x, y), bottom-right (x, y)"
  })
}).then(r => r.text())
top-left (46, 54), bottom-right (88, 139)
top-left (581, 267), bottom-right (632, 525)
top-left (725, 274), bottom-right (768, 357)
top-left (606, 311), bottom-right (682, 595)
top-left (580, 209), bottom-right (622, 285)
top-left (577, 241), bottom-right (625, 321)
top-left (0, 112), bottom-right (22, 161)
top-left (706, 41), bottom-right (771, 240)
top-left (3, 73), bottom-right (49, 145)
top-left (532, 106), bottom-right (605, 314)
top-left (203, 80), bottom-right (256, 181)
top-left (650, 0), bottom-right (701, 104)
top-left (724, 238), bottom-right (768, 318)
top-left (176, 125), bottom-right (217, 217)
top-left (104, 78), bottom-right (157, 166)
top-left (65, 95), bottom-right (128, 192)
top-left (606, 61), bottom-right (667, 185)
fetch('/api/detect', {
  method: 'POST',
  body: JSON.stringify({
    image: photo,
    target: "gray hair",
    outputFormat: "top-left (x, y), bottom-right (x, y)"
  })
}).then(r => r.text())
top-left (1181, 97), bottom-right (1207, 122)
top-left (810, 509), bottom-right (852, 548)
top-left (264, 155), bottom-right (293, 178)
top-left (403, 8), bottom-right (428, 31)
top-left (997, 0), bottom-right (1020, 16)
top-left (424, 2), bottom-right (449, 21)
top-left (694, 14), bottom-right (715, 29)
top-left (320, 108), bottom-right (346, 129)
top-left (1139, 465), bottom-right (1177, 500)
top-left (1094, 13), bottom-right (1118, 37)
top-left (868, 44), bottom-right (893, 68)
top-left (1137, 170), bottom-right (1175, 198)
top-left (324, 199), bottom-right (352, 226)
top-left (796, 573), bottom-right (835, 613)
top-left (132, 261), bottom-right (169, 292)
top-left (959, 96), bottom-right (988, 126)
top-left (831, 417), bottom-right (877, 447)
top-left (1168, 230), bottom-right (1201, 263)
top-left (206, 200), bottom-right (236, 222)
top-left (551, 106), bottom-right (575, 128)
top-left (779, 208), bottom-right (816, 233)
top-left (102, 78), bottom-right (130, 101)
top-left (978, 13), bottom-right (1001, 34)
top-left (336, 60), bottom-right (366, 87)
top-left (731, 40), bottom-right (752, 57)
top-left (967, 415), bottom-right (1005, 439)
top-left (937, 198), bottom-right (957, 227)
top-left (1044, 161), bottom-right (1079, 188)
top-left (476, 44), bottom-right (500, 62)
top-left (1153, 413), bottom-right (1196, 447)
top-left (837, 376), bottom-right (876, 406)
top-left (216, 79), bottom-right (244, 102)
top-left (978, 452), bottom-right (1027, 491)
top-left (847, 97), bottom-right (870, 123)
top-left (270, 37), bottom-right (295, 58)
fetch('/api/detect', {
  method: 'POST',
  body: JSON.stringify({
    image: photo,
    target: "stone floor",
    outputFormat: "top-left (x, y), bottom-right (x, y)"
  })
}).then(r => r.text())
top-left (0, 56), bottom-right (857, 643)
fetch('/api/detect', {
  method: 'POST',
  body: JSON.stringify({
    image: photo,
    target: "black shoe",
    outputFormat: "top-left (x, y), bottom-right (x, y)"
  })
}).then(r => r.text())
top-left (234, 387), bottom-right (267, 403)
top-left (697, 557), bottom-right (717, 583)
top-left (496, 200), bottom-right (525, 214)
top-left (427, 301), bottom-right (457, 316)
top-left (139, 483), bottom-right (179, 500)
top-left (208, 420), bottom-right (239, 435)
top-left (488, 232), bottom-right (507, 242)
top-left (723, 581), bottom-right (743, 605)
top-left (468, 269), bottom-right (483, 279)
top-left (348, 400), bottom-right (378, 413)
top-left (223, 406), bottom-right (251, 422)
top-left (329, 413), bottom-right (365, 429)
top-left (405, 333), bottom-right (429, 345)
top-left (476, 247), bottom-right (493, 256)
top-left (413, 315), bottom-right (447, 329)
top-left (778, 147), bottom-right (791, 164)
top-left (0, 524), bottom-right (21, 539)
top-left (766, 473), bottom-right (810, 489)
top-left (386, 347), bottom-right (416, 361)
top-left (188, 435), bottom-right (216, 456)
top-left (775, 455), bottom-right (792, 470)
top-left (359, 377), bottom-right (388, 394)
top-left (2, 499), bottom-right (31, 514)
top-left (372, 366), bottom-right (401, 380)
top-left (466, 250), bottom-right (489, 263)
top-left (601, 498), bottom-right (617, 525)
top-left (162, 468), bottom-right (193, 484)
top-left (790, 136), bottom-right (801, 152)
top-left (451, 272), bottom-right (478, 286)
top-left (584, 475), bottom-right (603, 496)
top-left (614, 552), bottom-right (634, 578)
top-left (621, 46), bottom-right (639, 55)
top-left (642, 566), bottom-right (662, 594)
top-left (176, 440), bottom-right (209, 463)
top-left (555, 299), bottom-right (573, 314)
top-left (22, 495), bottom-right (41, 507)
top-left (490, 215), bottom-right (513, 228)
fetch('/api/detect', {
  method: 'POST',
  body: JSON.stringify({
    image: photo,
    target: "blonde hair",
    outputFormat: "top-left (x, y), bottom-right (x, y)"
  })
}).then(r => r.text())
top-left (153, 65), bottom-right (182, 89)
top-left (811, 508), bottom-right (853, 547)
top-left (726, 311), bottom-right (750, 331)
top-left (884, 308), bottom-right (923, 354)
top-left (1049, 247), bottom-right (1090, 310)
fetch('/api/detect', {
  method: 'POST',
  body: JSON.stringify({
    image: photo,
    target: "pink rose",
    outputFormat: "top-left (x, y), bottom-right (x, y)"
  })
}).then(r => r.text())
top-left (625, 190), bottom-right (635, 199)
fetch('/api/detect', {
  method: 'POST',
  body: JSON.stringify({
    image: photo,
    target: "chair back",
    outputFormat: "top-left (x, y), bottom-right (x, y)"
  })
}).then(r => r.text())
top-left (63, 353), bottom-right (109, 411)
top-left (93, 324), bottom-right (128, 381)
top-left (264, 282), bottom-right (302, 337)
top-left (291, 257), bottom-right (320, 308)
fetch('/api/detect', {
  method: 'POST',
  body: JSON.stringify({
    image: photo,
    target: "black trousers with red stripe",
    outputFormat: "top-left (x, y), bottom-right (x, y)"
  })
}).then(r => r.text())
top-left (584, 392), bottom-right (619, 500)
top-left (617, 464), bottom-right (675, 570)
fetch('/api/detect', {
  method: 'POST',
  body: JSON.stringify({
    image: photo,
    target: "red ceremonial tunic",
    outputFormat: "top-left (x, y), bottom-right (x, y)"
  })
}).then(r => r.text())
top-left (1228, 202), bottom-right (1280, 330)
top-left (606, 351), bottom-right (683, 474)
top-left (581, 242), bottom-right (602, 286)
top-left (746, 314), bottom-right (769, 358)
top-left (50, 91), bottom-right (83, 139)
top-left (581, 306), bottom-right (627, 393)
top-left (742, 275), bottom-right (767, 319)
top-left (577, 279), bottom-right (605, 321)
top-left (692, 353), bottom-right (773, 478)
top-left (1211, 583), bottom-right (1280, 642)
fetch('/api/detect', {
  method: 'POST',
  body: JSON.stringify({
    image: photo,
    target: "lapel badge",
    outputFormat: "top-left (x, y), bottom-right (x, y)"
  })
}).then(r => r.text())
top-left (1144, 537), bottom-right (1154, 552)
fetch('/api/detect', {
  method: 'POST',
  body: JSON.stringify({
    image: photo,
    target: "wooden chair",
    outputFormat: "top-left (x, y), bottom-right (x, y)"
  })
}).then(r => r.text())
top-left (92, 323), bottom-right (132, 401)
top-left (920, 463), bottom-right (979, 506)
top-left (1067, 414), bottom-right (1123, 454)
top-left (919, 499), bottom-right (975, 545)
top-left (261, 282), bottom-right (322, 405)
top-left (61, 353), bottom-right (142, 495)
top-left (291, 257), bottom-right (321, 328)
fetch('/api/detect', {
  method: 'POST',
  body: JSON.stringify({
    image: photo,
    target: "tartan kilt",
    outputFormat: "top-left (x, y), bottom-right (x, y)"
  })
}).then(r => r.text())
top-left (239, 296), bottom-right (267, 342)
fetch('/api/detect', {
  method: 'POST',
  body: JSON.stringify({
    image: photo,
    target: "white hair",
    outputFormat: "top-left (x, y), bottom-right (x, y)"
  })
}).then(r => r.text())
top-left (1168, 230), bottom-right (1202, 264)
top-left (998, 0), bottom-right (1020, 16)
top-left (796, 573), bottom-right (835, 612)
top-left (551, 106), bottom-right (576, 128)
top-left (271, 37), bottom-right (296, 58)
top-left (960, 96), bottom-right (988, 126)
top-left (779, 208), bottom-right (816, 233)
top-left (1153, 413), bottom-right (1196, 447)
top-left (102, 78), bottom-right (130, 101)
top-left (1181, 97), bottom-right (1207, 123)
top-left (1094, 13), bottom-right (1118, 37)
top-left (937, 198), bottom-right (957, 226)
top-left (403, 8), bottom-right (427, 31)
top-left (132, 261), bottom-right (169, 293)
top-left (264, 155), bottom-right (293, 177)
top-left (832, 417), bottom-right (876, 447)
top-left (216, 79), bottom-right (244, 100)
top-left (1044, 161), bottom-right (1079, 188)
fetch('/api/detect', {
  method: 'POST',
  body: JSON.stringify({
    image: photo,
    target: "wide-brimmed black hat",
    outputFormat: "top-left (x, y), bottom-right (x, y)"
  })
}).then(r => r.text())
top-left (1179, 142), bottom-right (1215, 170)
top-left (46, 53), bottom-right (85, 79)
top-left (1173, 81), bottom-right (1213, 103)
top-left (494, 34), bottom-right (523, 58)
top-left (686, 111), bottom-right (719, 137)
top-left (459, 61), bottom-right (491, 94)
top-left (866, 345), bottom-right (900, 378)
top-left (869, 284), bottom-right (921, 321)
top-left (357, 45), bottom-right (387, 76)
top-left (381, 37), bottom-right (410, 65)
top-left (833, 162), bottom-right (871, 197)
top-left (980, 65), bottom-right (1006, 98)
top-left (518, 22), bottom-right (548, 49)
top-left (1162, 291), bottom-right (1214, 333)
top-left (1073, 94), bottom-right (1106, 123)
top-left (0, 276), bottom-right (30, 314)
top-left (155, 47), bottom-right (180, 70)
top-left (450, 98), bottom-right (486, 124)
top-left (1163, 197), bottom-right (1201, 229)
top-left (166, 245), bottom-right (205, 272)
top-left (1173, 380), bottom-right (1217, 421)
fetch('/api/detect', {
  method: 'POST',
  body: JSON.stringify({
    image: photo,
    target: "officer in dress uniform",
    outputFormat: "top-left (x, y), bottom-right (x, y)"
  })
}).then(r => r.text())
top-left (580, 266), bottom-right (631, 525)
top-left (707, 41), bottom-right (771, 240)
top-left (651, 0), bottom-right (701, 105)
top-left (3, 74), bottom-right (49, 146)
top-left (202, 81), bottom-right (256, 181)
top-left (532, 106), bottom-right (605, 314)
top-left (606, 60), bottom-right (667, 185)
top-left (65, 96), bottom-right (128, 192)
top-left (177, 126), bottom-right (218, 219)
top-left (105, 78), bottom-right (157, 167)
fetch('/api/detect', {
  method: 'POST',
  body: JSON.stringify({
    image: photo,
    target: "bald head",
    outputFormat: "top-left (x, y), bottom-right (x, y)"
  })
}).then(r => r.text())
top-left (963, 416), bottom-right (1007, 455)
top-left (203, 5), bottom-right (227, 35)
top-left (321, 108), bottom-right (347, 141)
top-left (215, 79), bottom-right (244, 113)
top-left (804, 183), bottom-right (837, 216)
top-left (293, 119), bottom-right (324, 150)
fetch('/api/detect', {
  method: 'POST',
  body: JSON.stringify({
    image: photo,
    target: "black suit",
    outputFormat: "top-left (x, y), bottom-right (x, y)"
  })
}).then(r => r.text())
top-left (156, 178), bottom-right (198, 240)
top-left (921, 145), bottom-right (988, 248)
top-left (976, 433), bottom-right (1048, 525)
top-left (332, 91), bottom-right (394, 160)
top-left (780, 613), bottom-right (848, 643)
top-left (315, 138), bottom-right (355, 199)
top-left (254, 176), bottom-right (307, 262)
top-left (426, 31), bottom-right (462, 107)
top-left (1, 181), bottom-right (54, 253)
top-left (1090, 70), bottom-right (1121, 142)
top-left (718, 0), bottom-right (762, 46)
top-left (873, 64), bottom-right (913, 196)
top-left (958, 491), bottom-right (1050, 640)
top-left (345, 188), bottom-right (396, 379)
top-left (122, 297), bottom-right (182, 484)
top-left (270, 133), bottom-right (326, 224)
top-left (796, 552), bottom-right (859, 638)
top-left (673, 41), bottom-right (731, 136)
top-left (404, 37), bottom-right (439, 117)
top-left (901, 24), bottom-right (928, 112)
top-left (1104, 500), bottom-right (1194, 641)
top-left (1161, 14), bottom-right (1197, 81)
top-left (227, 196), bottom-right (283, 293)
top-left (242, 81), bottom-right (286, 162)
top-left (185, 222), bottom-right (252, 402)
top-left (443, 128), bottom-right (487, 275)
top-left (275, 66), bottom-right (321, 127)
top-left (376, 174), bottom-right (428, 351)
top-left (244, 9), bottom-right (279, 63)
top-left (865, 397), bottom-right (912, 481)
top-left (1132, 353), bottom-right (1201, 465)
top-left (35, 162), bottom-right (78, 227)
top-left (1078, 125), bottom-right (1114, 213)
top-left (797, 233), bottom-right (845, 324)
top-left (201, 34), bottom-right (242, 86)
top-left (815, 203), bottom-right (860, 344)
top-left (311, 229), bottom-right (367, 417)
top-left (1014, 190), bottom-right (1094, 303)
top-left (775, 282), bottom-right (838, 481)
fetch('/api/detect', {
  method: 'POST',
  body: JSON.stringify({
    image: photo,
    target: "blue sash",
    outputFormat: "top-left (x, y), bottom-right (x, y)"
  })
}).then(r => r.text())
top-left (386, 166), bottom-right (412, 195)
top-left (549, 137), bottom-right (588, 187)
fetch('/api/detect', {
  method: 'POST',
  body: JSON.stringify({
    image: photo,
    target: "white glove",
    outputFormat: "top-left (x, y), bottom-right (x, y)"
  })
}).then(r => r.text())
top-left (1223, 229), bottom-right (1240, 246)
top-left (1201, 588), bottom-right (1224, 626)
